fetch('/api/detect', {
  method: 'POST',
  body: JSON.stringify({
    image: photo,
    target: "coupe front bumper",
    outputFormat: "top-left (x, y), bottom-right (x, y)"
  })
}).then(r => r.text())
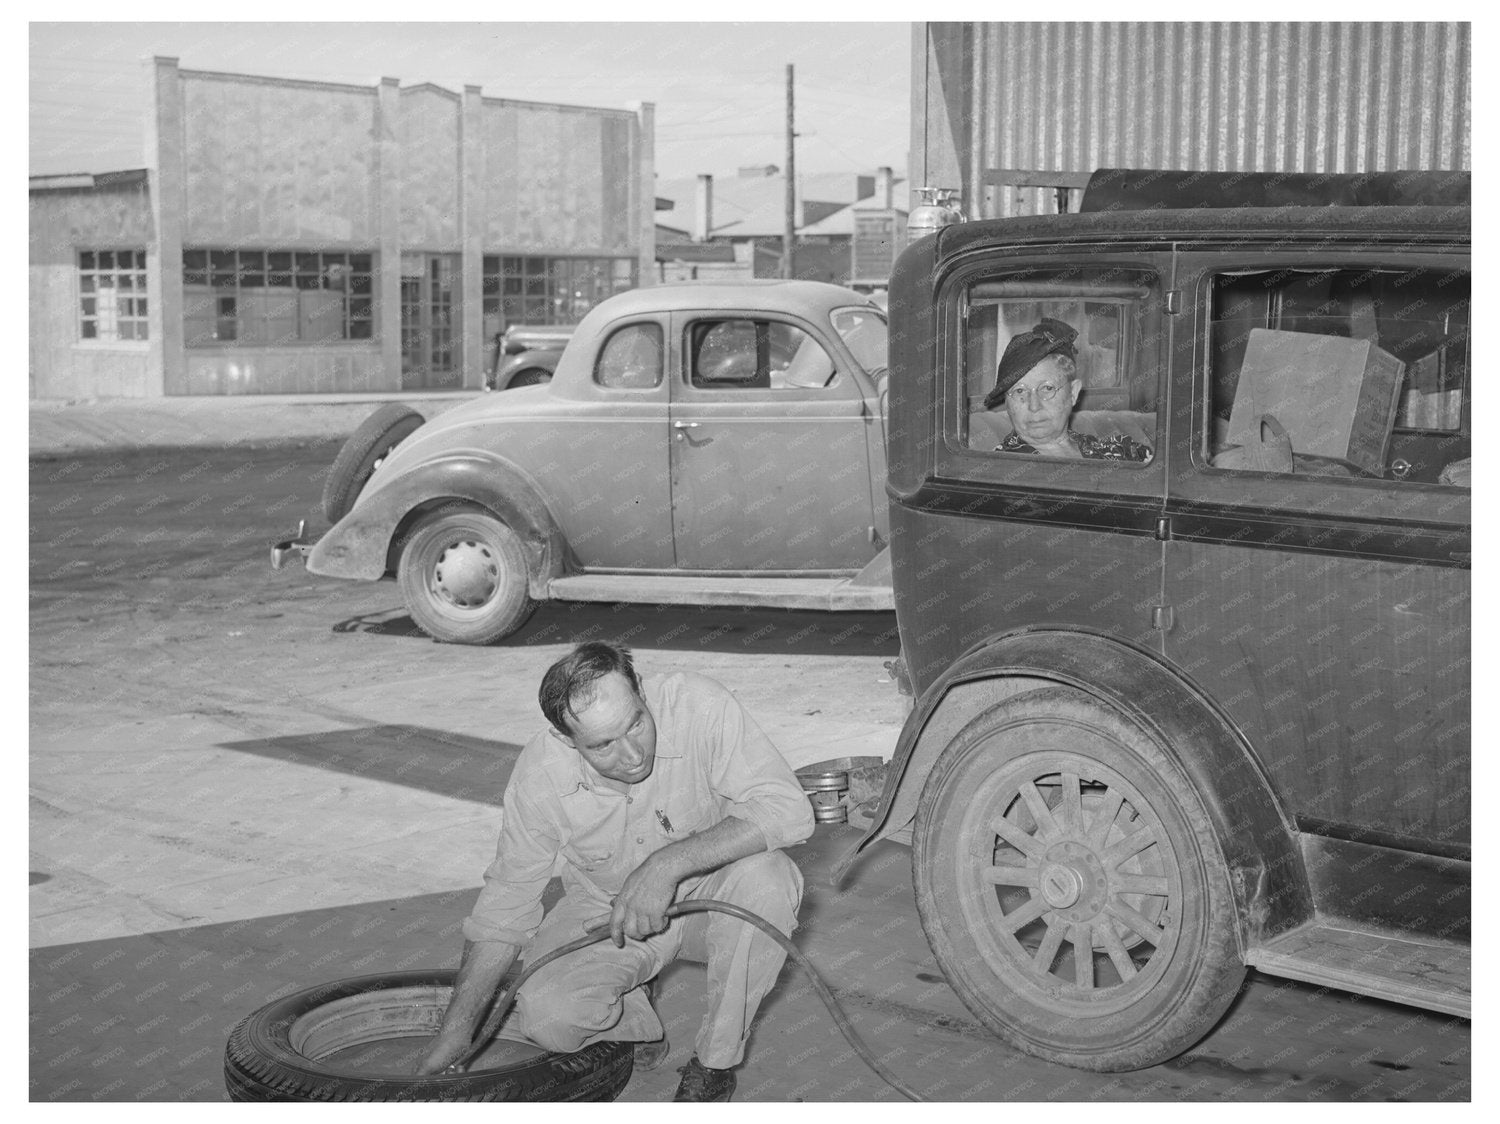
top-left (270, 520), bottom-right (318, 570)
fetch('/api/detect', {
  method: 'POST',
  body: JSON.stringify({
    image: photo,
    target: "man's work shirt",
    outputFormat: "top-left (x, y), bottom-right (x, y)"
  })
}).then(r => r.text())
top-left (463, 672), bottom-right (815, 947)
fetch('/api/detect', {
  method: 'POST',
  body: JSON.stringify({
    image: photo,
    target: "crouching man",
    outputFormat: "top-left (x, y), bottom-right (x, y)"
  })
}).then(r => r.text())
top-left (417, 642), bottom-right (814, 1101)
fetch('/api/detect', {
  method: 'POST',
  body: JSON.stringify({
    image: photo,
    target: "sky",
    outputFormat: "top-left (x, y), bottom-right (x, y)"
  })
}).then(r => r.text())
top-left (28, 21), bottom-right (911, 183)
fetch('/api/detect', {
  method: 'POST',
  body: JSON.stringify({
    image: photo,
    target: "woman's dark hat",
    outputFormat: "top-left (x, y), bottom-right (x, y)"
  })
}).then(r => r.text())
top-left (983, 318), bottom-right (1079, 409)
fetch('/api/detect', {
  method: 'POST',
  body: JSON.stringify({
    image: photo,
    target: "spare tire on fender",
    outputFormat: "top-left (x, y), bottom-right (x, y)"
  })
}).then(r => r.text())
top-left (322, 404), bottom-right (425, 524)
top-left (224, 970), bottom-right (633, 1102)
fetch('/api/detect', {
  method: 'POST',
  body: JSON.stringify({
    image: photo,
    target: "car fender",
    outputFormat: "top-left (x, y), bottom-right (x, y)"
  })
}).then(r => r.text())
top-left (837, 626), bottom-right (1311, 951)
top-left (306, 453), bottom-right (565, 597)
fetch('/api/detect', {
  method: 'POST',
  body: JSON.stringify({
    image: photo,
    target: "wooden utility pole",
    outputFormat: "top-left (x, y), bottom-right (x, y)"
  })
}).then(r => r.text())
top-left (782, 63), bottom-right (795, 279)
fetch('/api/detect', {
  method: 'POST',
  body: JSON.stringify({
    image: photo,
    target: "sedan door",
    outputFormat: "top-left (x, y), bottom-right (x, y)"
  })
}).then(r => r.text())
top-left (668, 312), bottom-right (879, 572)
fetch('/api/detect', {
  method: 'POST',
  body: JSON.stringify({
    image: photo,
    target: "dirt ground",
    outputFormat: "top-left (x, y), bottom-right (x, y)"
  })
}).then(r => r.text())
top-left (28, 443), bottom-right (1471, 1103)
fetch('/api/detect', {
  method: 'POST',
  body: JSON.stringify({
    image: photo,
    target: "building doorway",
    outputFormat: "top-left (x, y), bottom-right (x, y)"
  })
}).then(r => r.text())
top-left (400, 253), bottom-right (462, 389)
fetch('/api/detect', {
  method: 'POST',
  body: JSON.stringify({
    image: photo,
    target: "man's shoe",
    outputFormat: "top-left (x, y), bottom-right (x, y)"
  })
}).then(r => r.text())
top-left (633, 980), bottom-right (669, 1072)
top-left (673, 1055), bottom-right (736, 1102)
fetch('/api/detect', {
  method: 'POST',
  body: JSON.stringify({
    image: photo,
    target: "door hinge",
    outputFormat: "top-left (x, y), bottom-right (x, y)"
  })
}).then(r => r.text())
top-left (1165, 289), bottom-right (1181, 315)
top-left (1151, 604), bottom-right (1176, 633)
top-left (1155, 516), bottom-right (1172, 541)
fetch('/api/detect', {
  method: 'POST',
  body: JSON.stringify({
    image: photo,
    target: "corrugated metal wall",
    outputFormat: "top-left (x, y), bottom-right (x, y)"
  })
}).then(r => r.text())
top-left (918, 22), bottom-right (1470, 219)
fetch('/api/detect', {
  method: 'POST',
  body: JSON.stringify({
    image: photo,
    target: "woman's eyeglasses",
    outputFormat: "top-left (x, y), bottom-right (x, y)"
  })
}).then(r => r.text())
top-left (1005, 382), bottom-right (1064, 406)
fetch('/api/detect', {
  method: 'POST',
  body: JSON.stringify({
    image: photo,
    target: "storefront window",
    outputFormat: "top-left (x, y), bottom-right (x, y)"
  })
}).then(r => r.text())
top-left (182, 249), bottom-right (374, 346)
top-left (78, 250), bottom-right (148, 342)
top-left (481, 255), bottom-right (637, 332)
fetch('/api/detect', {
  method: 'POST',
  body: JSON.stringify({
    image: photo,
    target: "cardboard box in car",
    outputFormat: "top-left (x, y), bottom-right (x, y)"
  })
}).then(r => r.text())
top-left (1226, 328), bottom-right (1405, 474)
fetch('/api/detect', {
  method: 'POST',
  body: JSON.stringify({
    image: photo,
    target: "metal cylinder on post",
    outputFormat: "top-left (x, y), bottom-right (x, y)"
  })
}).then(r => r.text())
top-left (907, 186), bottom-right (964, 240)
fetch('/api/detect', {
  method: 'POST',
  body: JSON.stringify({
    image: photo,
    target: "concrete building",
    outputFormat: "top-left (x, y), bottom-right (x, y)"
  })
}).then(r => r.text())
top-left (29, 57), bottom-right (656, 399)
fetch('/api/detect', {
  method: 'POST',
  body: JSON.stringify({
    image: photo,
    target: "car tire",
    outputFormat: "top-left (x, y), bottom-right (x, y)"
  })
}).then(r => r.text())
top-left (912, 685), bottom-right (1245, 1072)
top-left (397, 508), bottom-right (536, 645)
top-left (323, 405), bottom-right (425, 524)
top-left (223, 970), bottom-right (633, 1102)
top-left (505, 367), bottom-right (553, 389)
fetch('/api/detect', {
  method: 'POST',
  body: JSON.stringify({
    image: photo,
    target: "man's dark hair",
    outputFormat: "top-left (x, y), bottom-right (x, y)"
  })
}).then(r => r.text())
top-left (539, 642), bottom-right (642, 735)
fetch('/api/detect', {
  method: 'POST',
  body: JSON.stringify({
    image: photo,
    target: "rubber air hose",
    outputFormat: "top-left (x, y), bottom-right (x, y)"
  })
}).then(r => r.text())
top-left (451, 897), bottom-right (926, 1102)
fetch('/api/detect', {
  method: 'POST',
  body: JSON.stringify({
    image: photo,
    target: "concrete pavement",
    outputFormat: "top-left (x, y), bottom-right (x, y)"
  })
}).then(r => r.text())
top-left (29, 825), bottom-right (987, 1103)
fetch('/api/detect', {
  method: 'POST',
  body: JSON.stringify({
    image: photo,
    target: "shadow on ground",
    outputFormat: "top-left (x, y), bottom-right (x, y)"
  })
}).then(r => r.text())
top-left (333, 601), bottom-right (900, 658)
top-left (218, 725), bottom-right (523, 805)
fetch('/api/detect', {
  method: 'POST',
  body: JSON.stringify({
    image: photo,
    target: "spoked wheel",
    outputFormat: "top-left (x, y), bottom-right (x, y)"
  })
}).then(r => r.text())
top-left (397, 508), bottom-right (536, 645)
top-left (913, 686), bottom-right (1244, 1071)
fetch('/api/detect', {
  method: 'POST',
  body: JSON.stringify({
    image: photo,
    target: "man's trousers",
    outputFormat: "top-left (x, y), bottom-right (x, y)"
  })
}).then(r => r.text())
top-left (501, 849), bottom-right (803, 1069)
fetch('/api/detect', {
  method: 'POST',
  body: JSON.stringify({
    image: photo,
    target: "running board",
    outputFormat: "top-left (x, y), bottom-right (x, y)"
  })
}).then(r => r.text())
top-left (546, 572), bottom-right (893, 611)
top-left (1246, 921), bottom-right (1470, 1017)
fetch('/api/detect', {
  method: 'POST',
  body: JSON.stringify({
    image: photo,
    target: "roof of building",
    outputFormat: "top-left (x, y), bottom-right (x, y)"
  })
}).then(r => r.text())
top-left (654, 242), bottom-right (737, 263)
top-left (654, 170), bottom-right (901, 239)
top-left (799, 192), bottom-right (910, 237)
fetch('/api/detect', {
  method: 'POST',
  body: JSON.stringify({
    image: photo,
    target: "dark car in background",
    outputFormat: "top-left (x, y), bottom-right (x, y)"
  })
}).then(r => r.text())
top-left (841, 169), bottom-right (1470, 1071)
top-left (485, 324), bottom-right (574, 390)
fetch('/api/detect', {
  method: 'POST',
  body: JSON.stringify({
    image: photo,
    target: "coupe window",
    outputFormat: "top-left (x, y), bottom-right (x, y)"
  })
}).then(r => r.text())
top-left (594, 322), bottom-right (662, 389)
top-left (689, 319), bottom-right (837, 390)
top-left (832, 308), bottom-right (887, 373)
top-left (1206, 268), bottom-right (1469, 487)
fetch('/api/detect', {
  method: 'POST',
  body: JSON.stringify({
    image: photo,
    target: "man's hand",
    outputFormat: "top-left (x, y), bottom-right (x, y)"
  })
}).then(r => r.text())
top-left (414, 939), bottom-right (520, 1076)
top-left (415, 1028), bottom-right (473, 1076)
top-left (604, 818), bottom-right (772, 947)
top-left (608, 851), bottom-right (681, 946)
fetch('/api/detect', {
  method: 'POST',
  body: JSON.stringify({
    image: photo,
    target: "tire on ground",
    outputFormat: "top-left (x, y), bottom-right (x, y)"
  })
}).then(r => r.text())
top-left (912, 685), bottom-right (1245, 1071)
top-left (397, 507), bottom-right (536, 644)
top-left (224, 969), bottom-right (632, 1102)
top-left (322, 404), bottom-right (425, 524)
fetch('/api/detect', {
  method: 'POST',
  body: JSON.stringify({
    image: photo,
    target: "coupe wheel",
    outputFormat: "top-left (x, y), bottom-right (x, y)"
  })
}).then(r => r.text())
top-left (506, 368), bottom-right (553, 388)
top-left (397, 509), bottom-right (535, 645)
top-left (913, 686), bottom-right (1244, 1071)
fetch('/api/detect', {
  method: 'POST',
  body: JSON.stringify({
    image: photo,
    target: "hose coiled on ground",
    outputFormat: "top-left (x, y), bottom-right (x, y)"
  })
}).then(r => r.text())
top-left (452, 897), bottom-right (925, 1101)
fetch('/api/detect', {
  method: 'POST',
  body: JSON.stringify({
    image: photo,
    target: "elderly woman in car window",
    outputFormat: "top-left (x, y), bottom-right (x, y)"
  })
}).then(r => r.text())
top-left (985, 318), bottom-right (1151, 461)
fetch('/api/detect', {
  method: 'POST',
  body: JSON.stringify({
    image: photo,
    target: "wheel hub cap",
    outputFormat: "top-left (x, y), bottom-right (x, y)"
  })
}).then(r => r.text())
top-left (1038, 863), bottom-right (1082, 908)
top-left (1042, 841), bottom-right (1110, 921)
top-left (433, 540), bottom-right (499, 608)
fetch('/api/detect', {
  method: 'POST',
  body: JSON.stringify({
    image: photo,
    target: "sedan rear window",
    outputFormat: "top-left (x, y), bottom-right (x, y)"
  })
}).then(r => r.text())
top-left (1206, 268), bottom-right (1469, 486)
